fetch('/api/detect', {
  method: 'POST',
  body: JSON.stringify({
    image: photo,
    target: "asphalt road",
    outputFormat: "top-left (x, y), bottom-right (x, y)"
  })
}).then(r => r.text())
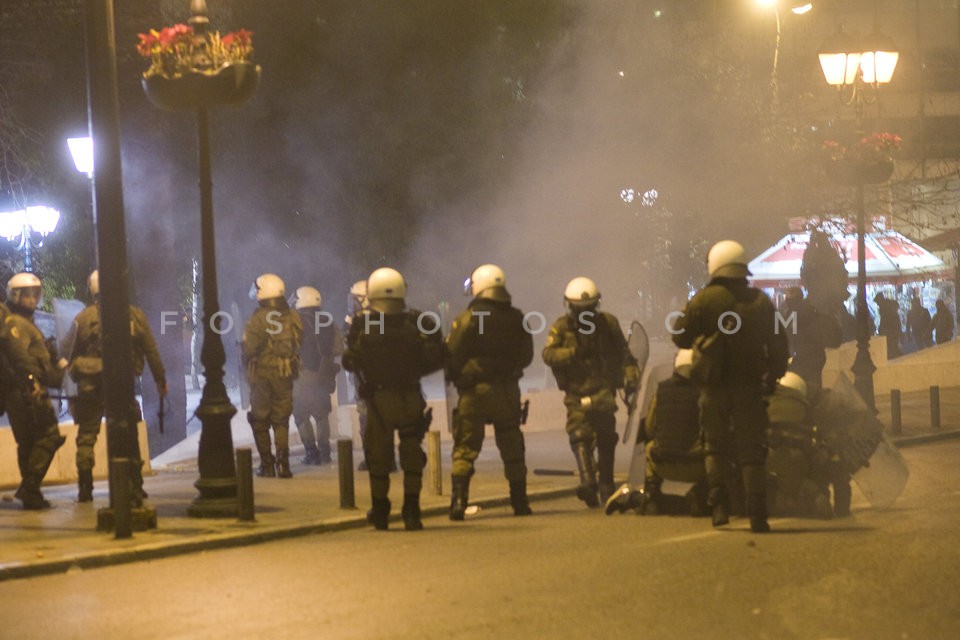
top-left (2, 442), bottom-right (959, 640)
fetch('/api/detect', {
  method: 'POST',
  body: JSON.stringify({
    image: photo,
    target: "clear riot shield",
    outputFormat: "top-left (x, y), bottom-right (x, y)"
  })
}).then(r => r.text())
top-left (51, 299), bottom-right (86, 418)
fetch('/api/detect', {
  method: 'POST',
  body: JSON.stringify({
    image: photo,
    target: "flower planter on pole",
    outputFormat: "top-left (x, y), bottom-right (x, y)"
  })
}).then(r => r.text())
top-left (139, 1), bottom-right (261, 517)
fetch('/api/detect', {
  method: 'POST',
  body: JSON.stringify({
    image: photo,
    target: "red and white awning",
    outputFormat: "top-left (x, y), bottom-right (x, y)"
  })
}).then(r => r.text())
top-left (748, 230), bottom-right (950, 288)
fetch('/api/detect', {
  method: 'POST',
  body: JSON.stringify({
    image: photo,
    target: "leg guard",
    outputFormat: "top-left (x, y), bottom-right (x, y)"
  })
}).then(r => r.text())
top-left (596, 429), bottom-right (617, 504)
top-left (78, 469), bottom-right (94, 503)
top-left (276, 446), bottom-right (293, 478)
top-left (572, 443), bottom-right (599, 508)
top-left (449, 475), bottom-right (470, 521)
top-left (401, 493), bottom-right (423, 531)
top-left (252, 425), bottom-right (275, 477)
top-left (509, 478), bottom-right (532, 516)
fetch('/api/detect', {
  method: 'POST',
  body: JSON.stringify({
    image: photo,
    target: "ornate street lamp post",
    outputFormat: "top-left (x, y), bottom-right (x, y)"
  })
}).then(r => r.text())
top-left (818, 25), bottom-right (900, 412)
top-left (141, 0), bottom-right (260, 517)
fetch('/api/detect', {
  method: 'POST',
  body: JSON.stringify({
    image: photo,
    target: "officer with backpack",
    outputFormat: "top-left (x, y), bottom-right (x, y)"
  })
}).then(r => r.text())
top-left (242, 273), bottom-right (303, 478)
top-left (342, 268), bottom-right (443, 530)
top-left (672, 240), bottom-right (788, 533)
top-left (65, 270), bottom-right (167, 503)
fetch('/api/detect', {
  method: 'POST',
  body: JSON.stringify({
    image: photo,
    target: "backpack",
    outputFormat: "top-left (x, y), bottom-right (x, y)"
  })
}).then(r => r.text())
top-left (689, 303), bottom-right (741, 387)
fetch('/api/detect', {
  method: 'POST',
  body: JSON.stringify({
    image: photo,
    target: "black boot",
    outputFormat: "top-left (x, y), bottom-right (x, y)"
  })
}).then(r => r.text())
top-left (685, 480), bottom-right (709, 517)
top-left (17, 476), bottom-right (50, 510)
top-left (742, 464), bottom-right (770, 532)
top-left (509, 479), bottom-right (532, 516)
top-left (449, 475), bottom-right (470, 521)
top-left (709, 487), bottom-right (730, 527)
top-left (572, 443), bottom-right (599, 507)
top-left (276, 448), bottom-right (293, 478)
top-left (78, 469), bottom-right (94, 503)
top-left (640, 479), bottom-right (663, 516)
top-left (597, 434), bottom-right (617, 505)
top-left (367, 497), bottom-right (391, 530)
top-left (748, 494), bottom-right (771, 533)
top-left (301, 444), bottom-right (322, 466)
top-left (402, 493), bottom-right (423, 531)
top-left (833, 479), bottom-right (852, 517)
top-left (604, 483), bottom-right (637, 515)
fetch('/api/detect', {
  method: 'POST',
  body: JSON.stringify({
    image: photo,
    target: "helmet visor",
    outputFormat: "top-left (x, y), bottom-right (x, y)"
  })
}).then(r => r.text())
top-left (462, 276), bottom-right (472, 296)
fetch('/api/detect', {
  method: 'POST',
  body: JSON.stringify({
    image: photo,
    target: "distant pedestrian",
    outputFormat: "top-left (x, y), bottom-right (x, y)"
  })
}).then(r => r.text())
top-left (243, 274), bottom-right (303, 478)
top-left (874, 293), bottom-right (902, 359)
top-left (672, 240), bottom-right (789, 533)
top-left (907, 296), bottom-right (933, 350)
top-left (932, 299), bottom-right (955, 345)
top-left (342, 268), bottom-right (443, 530)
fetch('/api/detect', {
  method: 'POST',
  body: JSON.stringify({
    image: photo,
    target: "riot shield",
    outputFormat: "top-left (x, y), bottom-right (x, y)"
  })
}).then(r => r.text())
top-left (625, 361), bottom-right (674, 487)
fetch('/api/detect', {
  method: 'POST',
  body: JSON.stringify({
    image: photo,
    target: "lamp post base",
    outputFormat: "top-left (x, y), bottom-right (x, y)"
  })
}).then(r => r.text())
top-left (96, 506), bottom-right (158, 532)
top-left (188, 400), bottom-right (239, 518)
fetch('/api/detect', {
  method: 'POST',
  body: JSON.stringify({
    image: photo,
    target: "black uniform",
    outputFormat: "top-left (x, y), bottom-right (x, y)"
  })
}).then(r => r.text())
top-left (672, 277), bottom-right (788, 531)
top-left (343, 307), bottom-right (443, 530)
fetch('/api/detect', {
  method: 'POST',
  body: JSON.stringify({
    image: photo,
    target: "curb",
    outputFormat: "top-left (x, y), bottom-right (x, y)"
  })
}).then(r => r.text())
top-left (0, 486), bottom-right (575, 583)
top-left (892, 429), bottom-right (960, 448)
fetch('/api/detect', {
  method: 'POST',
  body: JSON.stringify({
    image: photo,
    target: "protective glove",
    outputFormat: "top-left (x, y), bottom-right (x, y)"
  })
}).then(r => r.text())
top-left (762, 374), bottom-right (779, 397)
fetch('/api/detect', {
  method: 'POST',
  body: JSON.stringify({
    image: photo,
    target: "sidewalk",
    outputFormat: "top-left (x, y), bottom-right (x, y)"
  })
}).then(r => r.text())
top-left (2, 386), bottom-right (959, 583)
top-left (0, 429), bottom-right (581, 582)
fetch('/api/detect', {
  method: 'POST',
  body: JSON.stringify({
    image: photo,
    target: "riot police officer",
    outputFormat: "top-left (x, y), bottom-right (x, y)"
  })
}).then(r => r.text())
top-left (543, 277), bottom-right (639, 507)
top-left (342, 268), bottom-right (443, 530)
top-left (3, 273), bottom-right (67, 509)
top-left (291, 285), bottom-right (340, 465)
top-left (672, 240), bottom-right (789, 533)
top-left (65, 270), bottom-right (167, 503)
top-left (446, 264), bottom-right (534, 520)
top-left (242, 274), bottom-right (303, 478)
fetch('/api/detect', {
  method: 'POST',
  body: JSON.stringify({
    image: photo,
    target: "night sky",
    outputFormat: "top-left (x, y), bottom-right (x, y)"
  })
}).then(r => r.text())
top-left (1, 0), bottom-right (878, 326)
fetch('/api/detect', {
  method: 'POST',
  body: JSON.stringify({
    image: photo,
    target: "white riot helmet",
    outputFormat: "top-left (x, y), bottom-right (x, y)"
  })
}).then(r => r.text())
top-left (251, 273), bottom-right (285, 301)
top-left (367, 267), bottom-right (406, 301)
top-left (6, 272), bottom-right (43, 306)
top-left (88, 270), bottom-right (100, 297)
top-left (778, 371), bottom-right (808, 396)
top-left (293, 286), bottom-right (321, 309)
top-left (465, 264), bottom-right (506, 297)
top-left (348, 279), bottom-right (369, 316)
top-left (674, 348), bottom-right (694, 377)
top-left (707, 240), bottom-right (751, 279)
top-left (564, 276), bottom-right (600, 308)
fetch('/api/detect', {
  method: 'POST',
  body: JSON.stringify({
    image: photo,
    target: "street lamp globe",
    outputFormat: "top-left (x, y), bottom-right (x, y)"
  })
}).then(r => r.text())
top-left (818, 26), bottom-right (862, 87)
top-left (67, 136), bottom-right (94, 177)
top-left (860, 30), bottom-right (900, 85)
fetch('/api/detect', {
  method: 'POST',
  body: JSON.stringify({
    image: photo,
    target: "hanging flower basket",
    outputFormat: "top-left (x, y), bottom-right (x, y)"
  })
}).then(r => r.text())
top-left (142, 61), bottom-right (261, 111)
top-left (822, 132), bottom-right (900, 186)
top-left (825, 158), bottom-right (895, 185)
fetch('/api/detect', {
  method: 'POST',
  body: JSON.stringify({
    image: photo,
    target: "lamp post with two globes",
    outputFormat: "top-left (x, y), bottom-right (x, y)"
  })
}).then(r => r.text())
top-left (817, 25), bottom-right (900, 411)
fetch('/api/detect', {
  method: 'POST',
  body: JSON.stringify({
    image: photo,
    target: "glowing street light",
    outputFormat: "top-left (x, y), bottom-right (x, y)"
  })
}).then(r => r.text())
top-left (67, 136), bottom-right (95, 178)
top-left (0, 205), bottom-right (61, 272)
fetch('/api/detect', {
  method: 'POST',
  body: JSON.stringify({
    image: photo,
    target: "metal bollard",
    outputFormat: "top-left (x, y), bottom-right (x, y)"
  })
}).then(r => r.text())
top-left (931, 385), bottom-right (941, 430)
top-left (111, 458), bottom-right (132, 540)
top-left (427, 430), bottom-right (443, 496)
top-left (236, 448), bottom-right (255, 522)
top-left (890, 389), bottom-right (902, 435)
top-left (337, 438), bottom-right (355, 509)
